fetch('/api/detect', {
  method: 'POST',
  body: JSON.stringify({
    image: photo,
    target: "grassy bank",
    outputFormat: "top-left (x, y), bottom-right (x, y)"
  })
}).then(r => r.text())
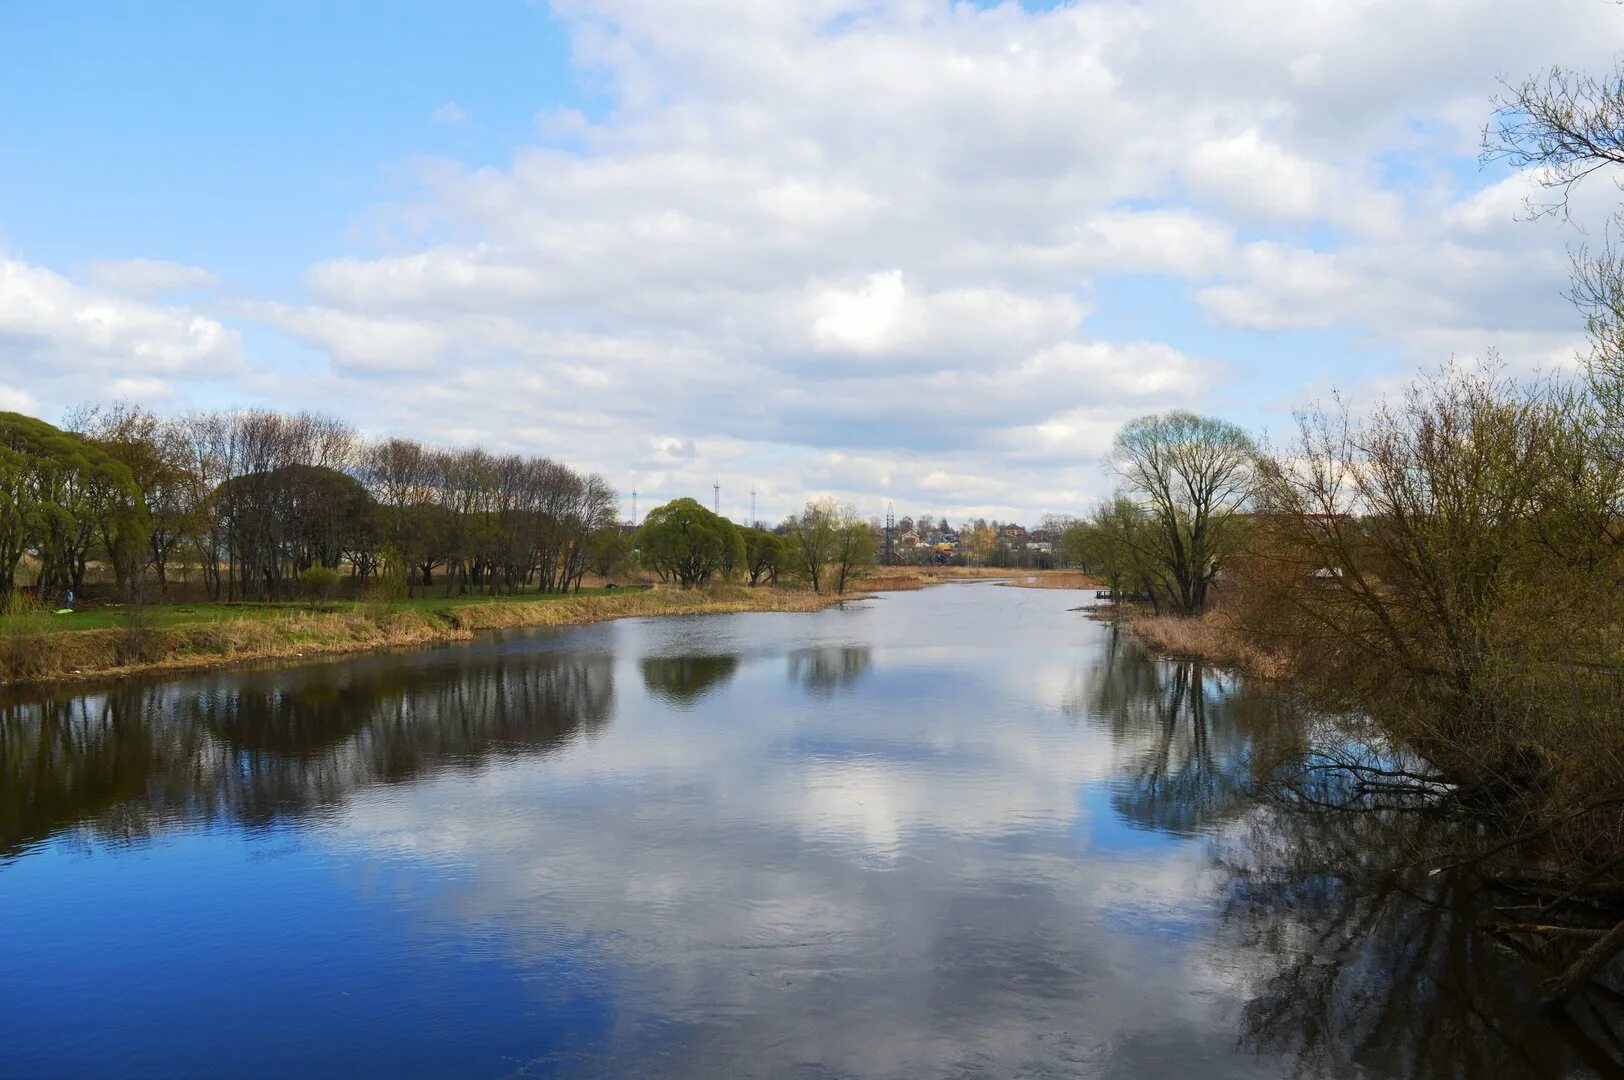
top-left (0, 586), bottom-right (845, 686)
top-left (867, 566), bottom-right (1094, 591)
top-left (1102, 605), bottom-right (1289, 678)
top-left (998, 571), bottom-right (1098, 590)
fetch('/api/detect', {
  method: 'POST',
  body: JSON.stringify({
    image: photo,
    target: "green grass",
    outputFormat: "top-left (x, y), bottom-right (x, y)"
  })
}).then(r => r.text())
top-left (1, 586), bottom-right (618, 634)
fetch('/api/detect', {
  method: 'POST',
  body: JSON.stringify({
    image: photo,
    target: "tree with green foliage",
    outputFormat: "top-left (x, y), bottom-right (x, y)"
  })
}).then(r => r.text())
top-left (0, 438), bottom-right (32, 598)
top-left (212, 463), bottom-right (373, 600)
top-left (0, 412), bottom-right (147, 601)
top-left (743, 528), bottom-right (785, 586)
top-left (1078, 497), bottom-right (1162, 606)
top-left (831, 509), bottom-right (875, 594)
top-left (69, 403), bottom-right (194, 592)
top-left (393, 502), bottom-right (454, 590)
top-left (588, 526), bottom-right (634, 581)
top-left (785, 498), bottom-right (840, 592)
top-left (636, 497), bottom-right (744, 588)
top-left (1112, 411), bottom-right (1254, 615)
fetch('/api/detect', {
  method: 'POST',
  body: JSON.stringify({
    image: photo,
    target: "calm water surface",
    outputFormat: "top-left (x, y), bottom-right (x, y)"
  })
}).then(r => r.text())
top-left (0, 584), bottom-right (1606, 1078)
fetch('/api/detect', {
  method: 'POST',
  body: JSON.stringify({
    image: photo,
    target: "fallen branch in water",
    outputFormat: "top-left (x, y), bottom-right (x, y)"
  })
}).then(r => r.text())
top-left (1494, 922), bottom-right (1608, 939)
top-left (1545, 918), bottom-right (1624, 1008)
top-left (1538, 853), bottom-right (1624, 915)
top-left (1423, 796), bottom-right (1624, 876)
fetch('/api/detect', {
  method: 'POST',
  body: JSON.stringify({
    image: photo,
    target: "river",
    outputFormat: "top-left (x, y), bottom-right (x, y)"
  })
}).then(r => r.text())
top-left (0, 583), bottom-right (1608, 1077)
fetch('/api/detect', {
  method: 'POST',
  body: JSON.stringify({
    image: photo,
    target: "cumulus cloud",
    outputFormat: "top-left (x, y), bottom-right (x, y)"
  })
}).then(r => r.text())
top-left (14, 0), bottom-right (1624, 518)
top-left (0, 255), bottom-right (240, 405)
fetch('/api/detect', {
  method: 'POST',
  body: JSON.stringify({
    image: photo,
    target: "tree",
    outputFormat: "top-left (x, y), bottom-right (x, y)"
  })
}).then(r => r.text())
top-left (785, 498), bottom-right (840, 592)
top-left (831, 509), bottom-right (875, 594)
top-left (212, 463), bottom-right (373, 599)
top-left (398, 502), bottom-right (455, 587)
top-left (1487, 65), bottom-right (1624, 448)
top-left (743, 528), bottom-right (784, 586)
top-left (1042, 514), bottom-right (1089, 570)
top-left (636, 497), bottom-right (744, 588)
top-left (1079, 497), bottom-right (1162, 606)
top-left (364, 437), bottom-right (430, 592)
top-left (588, 527), bottom-right (634, 581)
top-left (959, 519), bottom-right (998, 566)
top-left (1112, 411), bottom-right (1254, 615)
top-left (68, 403), bottom-right (194, 593)
top-left (1247, 368), bottom-right (1621, 795)
top-left (0, 412), bottom-right (147, 600)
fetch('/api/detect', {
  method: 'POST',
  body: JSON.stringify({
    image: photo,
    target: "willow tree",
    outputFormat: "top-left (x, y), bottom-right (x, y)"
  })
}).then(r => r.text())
top-left (0, 412), bottom-right (147, 599)
top-left (1112, 411), bottom-right (1254, 615)
top-left (743, 528), bottom-right (785, 586)
top-left (636, 497), bottom-right (743, 588)
top-left (1079, 496), bottom-right (1164, 607)
top-left (68, 403), bottom-right (194, 591)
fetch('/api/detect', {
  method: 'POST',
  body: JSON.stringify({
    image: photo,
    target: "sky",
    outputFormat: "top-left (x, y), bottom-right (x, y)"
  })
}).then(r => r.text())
top-left (2, 0), bottom-right (1622, 525)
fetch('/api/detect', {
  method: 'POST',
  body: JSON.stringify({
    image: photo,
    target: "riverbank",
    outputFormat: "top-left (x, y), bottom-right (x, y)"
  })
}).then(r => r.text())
top-left (1098, 604), bottom-right (1290, 678)
top-left (867, 567), bottom-right (1095, 591)
top-left (0, 586), bottom-right (846, 686)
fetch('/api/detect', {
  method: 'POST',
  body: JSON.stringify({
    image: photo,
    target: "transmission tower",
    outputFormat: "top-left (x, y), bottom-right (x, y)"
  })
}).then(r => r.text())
top-left (884, 502), bottom-right (897, 565)
top-left (713, 482), bottom-right (720, 517)
top-left (630, 488), bottom-right (637, 527)
top-left (750, 489), bottom-right (757, 529)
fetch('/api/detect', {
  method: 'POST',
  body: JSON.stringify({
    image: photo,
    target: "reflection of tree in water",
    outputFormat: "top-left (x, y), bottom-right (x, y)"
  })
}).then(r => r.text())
top-left (786, 645), bottom-right (871, 699)
top-left (638, 655), bottom-right (739, 707)
top-left (0, 648), bottom-right (614, 856)
top-left (1078, 627), bottom-right (1297, 837)
top-left (1218, 801), bottom-right (1624, 1079)
top-left (1076, 626), bottom-right (1621, 1076)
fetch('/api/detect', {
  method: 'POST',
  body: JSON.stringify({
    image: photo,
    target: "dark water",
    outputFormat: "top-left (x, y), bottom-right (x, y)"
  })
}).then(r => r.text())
top-left (0, 584), bottom-right (1608, 1078)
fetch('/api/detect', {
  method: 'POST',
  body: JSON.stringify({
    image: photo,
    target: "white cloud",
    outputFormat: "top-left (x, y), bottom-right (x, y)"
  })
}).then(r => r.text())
top-left (79, 257), bottom-right (218, 297)
top-left (0, 382), bottom-right (39, 413)
top-left (0, 255), bottom-right (240, 389)
top-left (236, 300), bottom-right (449, 374)
top-left (18, 0), bottom-right (1624, 519)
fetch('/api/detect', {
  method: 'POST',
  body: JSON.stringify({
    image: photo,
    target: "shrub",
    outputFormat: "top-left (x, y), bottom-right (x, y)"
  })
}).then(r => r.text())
top-left (299, 566), bottom-right (342, 604)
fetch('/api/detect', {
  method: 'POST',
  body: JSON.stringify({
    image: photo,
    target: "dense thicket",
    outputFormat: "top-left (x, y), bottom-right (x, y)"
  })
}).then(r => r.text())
top-left (1244, 370), bottom-right (1624, 803)
top-left (2, 405), bottom-right (618, 603)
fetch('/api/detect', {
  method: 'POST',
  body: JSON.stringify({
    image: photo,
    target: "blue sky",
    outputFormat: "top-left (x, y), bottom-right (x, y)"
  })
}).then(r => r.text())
top-left (0, 3), bottom-right (578, 288)
top-left (1, 0), bottom-right (1619, 522)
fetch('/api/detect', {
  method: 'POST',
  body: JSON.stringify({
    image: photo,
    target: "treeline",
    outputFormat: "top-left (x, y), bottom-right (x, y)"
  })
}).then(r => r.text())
top-left (0, 404), bottom-right (619, 603)
top-left (636, 495), bottom-right (874, 594)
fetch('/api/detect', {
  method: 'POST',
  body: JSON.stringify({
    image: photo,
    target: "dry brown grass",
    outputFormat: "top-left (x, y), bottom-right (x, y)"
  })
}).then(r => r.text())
top-left (0, 585), bottom-right (848, 686)
top-left (1123, 609), bottom-right (1290, 678)
top-left (997, 571), bottom-right (1099, 590)
top-left (866, 566), bottom-right (1094, 591)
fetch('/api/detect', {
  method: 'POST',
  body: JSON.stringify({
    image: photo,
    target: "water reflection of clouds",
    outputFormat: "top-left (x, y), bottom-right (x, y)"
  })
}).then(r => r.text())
top-left (17, 584), bottom-right (1526, 1077)
top-left (321, 593), bottom-right (1273, 1076)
